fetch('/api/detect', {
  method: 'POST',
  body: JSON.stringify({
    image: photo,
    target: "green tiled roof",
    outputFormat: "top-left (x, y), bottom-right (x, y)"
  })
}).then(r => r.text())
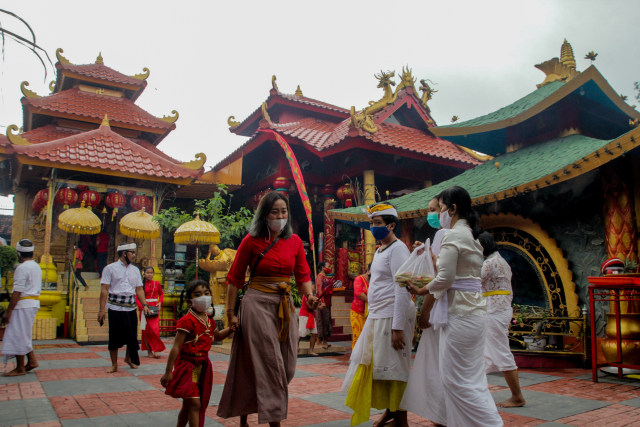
top-left (439, 81), bottom-right (565, 129)
top-left (333, 133), bottom-right (613, 219)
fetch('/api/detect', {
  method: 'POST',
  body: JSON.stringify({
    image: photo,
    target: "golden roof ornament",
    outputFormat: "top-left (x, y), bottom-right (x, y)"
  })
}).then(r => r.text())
top-left (131, 67), bottom-right (150, 80)
top-left (350, 70), bottom-right (397, 133)
top-left (49, 81), bottom-right (56, 92)
top-left (160, 110), bottom-right (179, 123)
top-left (271, 75), bottom-right (279, 92)
top-left (181, 153), bottom-right (206, 170)
top-left (419, 79), bottom-right (437, 108)
top-left (560, 39), bottom-right (576, 69)
top-left (101, 114), bottom-right (110, 127)
top-left (261, 102), bottom-right (273, 125)
top-left (227, 116), bottom-right (241, 127)
top-left (6, 125), bottom-right (31, 146)
top-left (20, 81), bottom-right (41, 98)
top-left (95, 52), bottom-right (104, 64)
top-left (55, 48), bottom-right (71, 65)
top-left (395, 66), bottom-right (417, 94)
top-left (295, 85), bottom-right (303, 97)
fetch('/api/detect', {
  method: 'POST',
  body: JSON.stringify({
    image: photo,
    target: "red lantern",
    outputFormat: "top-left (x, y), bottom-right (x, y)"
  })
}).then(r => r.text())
top-left (273, 177), bottom-right (289, 190)
top-left (126, 190), bottom-right (136, 196)
top-left (76, 185), bottom-right (88, 192)
top-left (336, 183), bottom-right (355, 201)
top-left (130, 195), bottom-right (152, 212)
top-left (105, 191), bottom-right (126, 219)
top-left (79, 190), bottom-right (101, 209)
top-left (55, 188), bottom-right (78, 209)
top-left (32, 189), bottom-right (49, 214)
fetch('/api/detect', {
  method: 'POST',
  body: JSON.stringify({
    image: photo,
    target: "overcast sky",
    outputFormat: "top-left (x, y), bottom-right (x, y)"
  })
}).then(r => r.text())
top-left (1, 0), bottom-right (639, 173)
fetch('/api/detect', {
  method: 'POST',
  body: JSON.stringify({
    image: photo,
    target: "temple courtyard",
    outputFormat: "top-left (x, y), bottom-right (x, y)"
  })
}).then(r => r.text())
top-left (0, 339), bottom-right (639, 426)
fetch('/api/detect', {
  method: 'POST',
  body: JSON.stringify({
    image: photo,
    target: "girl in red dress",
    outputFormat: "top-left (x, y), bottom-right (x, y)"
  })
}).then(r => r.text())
top-left (135, 266), bottom-right (165, 358)
top-left (161, 279), bottom-right (236, 427)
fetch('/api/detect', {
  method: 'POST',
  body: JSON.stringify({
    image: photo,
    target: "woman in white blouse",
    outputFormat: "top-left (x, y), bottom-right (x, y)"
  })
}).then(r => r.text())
top-left (406, 186), bottom-right (503, 427)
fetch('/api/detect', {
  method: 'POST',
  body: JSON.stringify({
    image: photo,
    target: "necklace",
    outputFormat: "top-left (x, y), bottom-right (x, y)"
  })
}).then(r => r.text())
top-left (377, 239), bottom-right (398, 253)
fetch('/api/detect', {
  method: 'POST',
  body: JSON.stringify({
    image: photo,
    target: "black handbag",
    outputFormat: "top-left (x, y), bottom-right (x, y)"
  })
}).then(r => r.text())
top-left (146, 305), bottom-right (159, 317)
top-left (234, 237), bottom-right (279, 317)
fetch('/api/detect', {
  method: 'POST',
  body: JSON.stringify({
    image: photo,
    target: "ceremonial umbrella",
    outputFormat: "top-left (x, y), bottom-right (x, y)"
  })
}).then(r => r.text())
top-left (174, 214), bottom-right (220, 279)
top-left (119, 208), bottom-right (160, 239)
top-left (57, 201), bottom-right (101, 337)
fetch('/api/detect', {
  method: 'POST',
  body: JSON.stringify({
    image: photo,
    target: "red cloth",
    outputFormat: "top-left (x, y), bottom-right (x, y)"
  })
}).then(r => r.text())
top-left (175, 310), bottom-right (216, 355)
top-left (351, 274), bottom-right (368, 313)
top-left (96, 232), bottom-right (110, 253)
top-left (316, 273), bottom-right (333, 307)
top-left (300, 295), bottom-right (315, 329)
top-left (165, 352), bottom-right (213, 427)
top-left (136, 280), bottom-right (166, 353)
top-left (74, 248), bottom-right (84, 270)
top-left (227, 234), bottom-right (311, 290)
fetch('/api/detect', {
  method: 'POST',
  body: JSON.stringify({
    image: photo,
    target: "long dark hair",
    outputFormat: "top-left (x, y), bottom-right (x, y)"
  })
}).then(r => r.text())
top-left (249, 191), bottom-right (293, 239)
top-left (478, 231), bottom-right (499, 257)
top-left (439, 186), bottom-right (481, 239)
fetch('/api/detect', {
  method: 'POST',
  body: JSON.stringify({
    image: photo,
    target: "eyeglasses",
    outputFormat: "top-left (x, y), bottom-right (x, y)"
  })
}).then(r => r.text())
top-left (127, 251), bottom-right (136, 255)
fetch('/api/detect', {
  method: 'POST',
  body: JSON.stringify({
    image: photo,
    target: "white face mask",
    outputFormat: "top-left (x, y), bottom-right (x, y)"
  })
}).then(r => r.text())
top-left (439, 209), bottom-right (453, 229)
top-left (267, 218), bottom-right (287, 233)
top-left (191, 295), bottom-right (212, 312)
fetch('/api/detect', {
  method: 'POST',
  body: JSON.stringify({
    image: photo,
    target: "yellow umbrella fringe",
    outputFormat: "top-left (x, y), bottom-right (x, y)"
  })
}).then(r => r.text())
top-left (174, 233), bottom-right (220, 245)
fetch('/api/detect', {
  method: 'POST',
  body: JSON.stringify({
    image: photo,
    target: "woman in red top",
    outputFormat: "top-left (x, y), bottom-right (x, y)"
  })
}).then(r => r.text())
top-left (161, 279), bottom-right (235, 427)
top-left (350, 263), bottom-right (371, 349)
top-left (136, 266), bottom-right (165, 358)
top-left (217, 191), bottom-right (319, 427)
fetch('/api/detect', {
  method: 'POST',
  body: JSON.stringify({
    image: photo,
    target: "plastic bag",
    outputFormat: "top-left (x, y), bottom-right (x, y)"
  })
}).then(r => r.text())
top-left (395, 238), bottom-right (436, 287)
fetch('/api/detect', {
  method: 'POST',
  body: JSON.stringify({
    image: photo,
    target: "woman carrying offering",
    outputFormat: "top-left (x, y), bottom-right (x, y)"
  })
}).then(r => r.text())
top-left (342, 203), bottom-right (415, 427)
top-left (406, 186), bottom-right (503, 427)
top-left (478, 231), bottom-right (525, 408)
top-left (217, 191), bottom-right (318, 427)
top-left (136, 266), bottom-right (165, 358)
top-left (161, 279), bottom-right (236, 427)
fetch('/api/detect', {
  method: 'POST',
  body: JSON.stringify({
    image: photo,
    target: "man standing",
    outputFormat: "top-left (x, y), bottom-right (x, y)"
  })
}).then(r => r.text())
top-left (98, 243), bottom-right (149, 373)
top-left (1, 239), bottom-right (41, 376)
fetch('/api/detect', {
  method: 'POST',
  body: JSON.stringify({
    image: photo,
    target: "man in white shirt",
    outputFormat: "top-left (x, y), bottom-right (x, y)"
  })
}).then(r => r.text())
top-left (98, 243), bottom-right (149, 373)
top-left (1, 239), bottom-right (42, 376)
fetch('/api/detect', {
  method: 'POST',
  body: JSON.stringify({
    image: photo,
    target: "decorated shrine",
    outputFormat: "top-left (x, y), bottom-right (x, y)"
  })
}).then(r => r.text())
top-left (333, 40), bottom-right (640, 365)
top-left (0, 49), bottom-right (208, 341)
top-left (214, 69), bottom-right (486, 287)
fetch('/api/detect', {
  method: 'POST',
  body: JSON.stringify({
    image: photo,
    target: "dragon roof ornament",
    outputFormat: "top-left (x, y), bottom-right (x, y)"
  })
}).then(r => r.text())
top-left (20, 81), bottom-right (41, 98)
top-left (6, 125), bottom-right (31, 146)
top-left (160, 110), bottom-right (179, 124)
top-left (49, 81), bottom-right (56, 93)
top-left (272, 75), bottom-right (279, 92)
top-left (131, 67), bottom-right (150, 80)
top-left (56, 48), bottom-right (71, 65)
top-left (227, 116), bottom-right (241, 127)
top-left (181, 153), bottom-right (206, 170)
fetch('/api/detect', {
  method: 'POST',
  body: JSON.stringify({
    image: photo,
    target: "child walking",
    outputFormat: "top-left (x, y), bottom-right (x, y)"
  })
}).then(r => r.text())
top-left (161, 279), bottom-right (236, 427)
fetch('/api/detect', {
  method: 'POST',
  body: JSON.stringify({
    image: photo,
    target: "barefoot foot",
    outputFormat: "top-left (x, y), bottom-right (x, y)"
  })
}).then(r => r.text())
top-left (124, 359), bottom-right (138, 369)
top-left (3, 368), bottom-right (26, 377)
top-left (373, 409), bottom-right (395, 427)
top-left (496, 397), bottom-right (526, 408)
top-left (308, 352), bottom-right (319, 356)
top-left (107, 366), bottom-right (118, 373)
top-left (24, 362), bottom-right (39, 372)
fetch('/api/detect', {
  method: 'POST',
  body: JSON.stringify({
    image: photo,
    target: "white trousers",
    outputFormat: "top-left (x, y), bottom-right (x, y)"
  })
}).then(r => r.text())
top-left (2, 307), bottom-right (39, 363)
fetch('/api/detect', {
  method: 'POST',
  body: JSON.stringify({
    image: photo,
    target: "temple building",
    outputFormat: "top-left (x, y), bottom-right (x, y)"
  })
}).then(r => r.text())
top-left (333, 40), bottom-right (640, 364)
top-left (0, 49), bottom-right (208, 341)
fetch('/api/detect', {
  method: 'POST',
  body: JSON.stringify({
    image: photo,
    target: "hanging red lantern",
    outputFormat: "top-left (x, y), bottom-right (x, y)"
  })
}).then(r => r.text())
top-left (55, 188), bottom-right (78, 209)
top-left (79, 190), bottom-right (101, 209)
top-left (105, 191), bottom-right (126, 219)
top-left (336, 183), bottom-right (355, 201)
top-left (345, 199), bottom-right (353, 208)
top-left (32, 189), bottom-right (49, 214)
top-left (273, 177), bottom-right (289, 191)
top-left (130, 195), bottom-right (152, 212)
top-left (76, 185), bottom-right (88, 192)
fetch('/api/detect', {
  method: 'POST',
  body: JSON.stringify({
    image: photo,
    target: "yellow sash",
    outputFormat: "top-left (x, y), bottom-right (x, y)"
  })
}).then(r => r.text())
top-left (19, 295), bottom-right (39, 300)
top-left (249, 276), bottom-right (292, 342)
top-left (482, 290), bottom-right (511, 297)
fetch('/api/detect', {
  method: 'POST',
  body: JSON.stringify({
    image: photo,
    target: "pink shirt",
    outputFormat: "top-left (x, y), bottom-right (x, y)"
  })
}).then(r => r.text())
top-left (351, 274), bottom-right (368, 314)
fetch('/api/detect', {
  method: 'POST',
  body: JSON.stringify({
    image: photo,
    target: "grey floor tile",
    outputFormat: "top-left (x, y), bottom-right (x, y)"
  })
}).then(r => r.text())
top-left (293, 368), bottom-right (320, 378)
top-left (35, 347), bottom-right (97, 355)
top-left (207, 384), bottom-right (226, 406)
top-left (300, 390), bottom-right (384, 417)
top-left (0, 372), bottom-right (40, 384)
top-left (487, 372), bottom-right (563, 387)
top-left (621, 397), bottom-right (640, 408)
top-left (36, 358), bottom-right (112, 370)
top-left (62, 411), bottom-right (224, 426)
top-left (0, 397), bottom-right (57, 424)
top-left (208, 352), bottom-right (230, 361)
top-left (34, 339), bottom-right (78, 345)
top-left (42, 376), bottom-right (155, 397)
top-left (127, 363), bottom-right (168, 376)
top-left (296, 357), bottom-right (342, 366)
top-left (491, 389), bottom-right (610, 421)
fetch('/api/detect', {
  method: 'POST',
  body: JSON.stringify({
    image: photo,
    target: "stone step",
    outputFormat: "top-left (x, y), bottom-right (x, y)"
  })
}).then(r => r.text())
top-left (86, 333), bottom-right (108, 342)
top-left (87, 326), bottom-right (109, 335)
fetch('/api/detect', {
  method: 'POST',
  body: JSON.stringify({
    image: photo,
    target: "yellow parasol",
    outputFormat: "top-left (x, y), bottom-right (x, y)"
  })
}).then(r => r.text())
top-left (58, 202), bottom-right (102, 234)
top-left (174, 214), bottom-right (220, 279)
top-left (119, 208), bottom-right (160, 239)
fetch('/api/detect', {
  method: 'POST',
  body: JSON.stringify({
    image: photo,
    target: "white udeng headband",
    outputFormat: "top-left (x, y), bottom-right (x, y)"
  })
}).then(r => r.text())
top-left (16, 242), bottom-right (35, 252)
top-left (117, 243), bottom-right (136, 252)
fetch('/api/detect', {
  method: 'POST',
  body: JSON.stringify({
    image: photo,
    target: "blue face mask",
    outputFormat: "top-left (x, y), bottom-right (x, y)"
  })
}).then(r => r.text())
top-left (427, 212), bottom-right (440, 229)
top-left (370, 225), bottom-right (391, 241)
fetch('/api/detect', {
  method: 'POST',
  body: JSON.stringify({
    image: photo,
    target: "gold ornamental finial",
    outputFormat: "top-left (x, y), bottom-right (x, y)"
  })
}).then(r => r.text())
top-left (271, 75), bottom-right (279, 92)
top-left (95, 52), bottom-right (104, 64)
top-left (160, 110), bottom-right (179, 123)
top-left (560, 39), bottom-right (576, 70)
top-left (261, 102), bottom-right (273, 124)
top-left (49, 81), bottom-right (56, 92)
top-left (101, 114), bottom-right (110, 127)
top-left (181, 153), bottom-right (206, 170)
top-left (131, 67), bottom-right (150, 80)
top-left (227, 116), bottom-right (241, 127)
top-left (6, 125), bottom-right (31, 146)
top-left (20, 81), bottom-right (41, 98)
top-left (295, 85), bottom-right (303, 97)
top-left (55, 48), bottom-right (71, 65)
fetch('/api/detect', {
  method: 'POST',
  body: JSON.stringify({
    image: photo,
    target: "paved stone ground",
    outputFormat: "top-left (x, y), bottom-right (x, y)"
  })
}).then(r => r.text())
top-left (1, 338), bottom-right (640, 426)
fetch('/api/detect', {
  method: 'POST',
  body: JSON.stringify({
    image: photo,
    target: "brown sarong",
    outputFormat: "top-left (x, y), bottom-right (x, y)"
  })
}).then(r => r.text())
top-left (217, 281), bottom-right (298, 424)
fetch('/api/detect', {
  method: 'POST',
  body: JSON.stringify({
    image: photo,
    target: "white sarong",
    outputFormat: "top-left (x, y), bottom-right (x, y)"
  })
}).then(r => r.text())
top-left (485, 307), bottom-right (517, 373)
top-left (2, 307), bottom-right (39, 363)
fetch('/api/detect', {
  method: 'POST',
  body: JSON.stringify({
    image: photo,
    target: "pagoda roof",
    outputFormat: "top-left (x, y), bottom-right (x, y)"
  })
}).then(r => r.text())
top-left (8, 122), bottom-right (202, 184)
top-left (22, 88), bottom-right (175, 140)
top-left (331, 126), bottom-right (640, 224)
top-left (431, 66), bottom-right (640, 155)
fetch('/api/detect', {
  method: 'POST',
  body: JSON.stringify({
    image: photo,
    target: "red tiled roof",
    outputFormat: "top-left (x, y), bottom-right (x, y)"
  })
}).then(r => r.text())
top-left (12, 124), bottom-right (201, 181)
top-left (20, 125), bottom-right (82, 143)
top-left (270, 118), bottom-right (481, 166)
top-left (57, 62), bottom-right (146, 88)
top-left (277, 92), bottom-right (350, 115)
top-left (23, 88), bottom-right (173, 131)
